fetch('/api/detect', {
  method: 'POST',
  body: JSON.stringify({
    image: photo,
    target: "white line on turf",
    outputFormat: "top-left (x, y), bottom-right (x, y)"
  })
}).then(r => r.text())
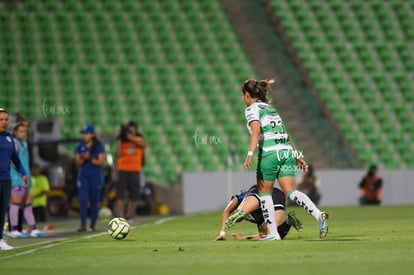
top-left (0, 216), bottom-right (177, 259)
top-left (82, 231), bottom-right (108, 239)
top-left (0, 240), bottom-right (74, 260)
top-left (154, 217), bottom-right (175, 225)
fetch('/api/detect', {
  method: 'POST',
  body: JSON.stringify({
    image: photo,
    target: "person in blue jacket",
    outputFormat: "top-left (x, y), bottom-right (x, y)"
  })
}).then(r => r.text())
top-left (0, 108), bottom-right (28, 250)
top-left (75, 125), bottom-right (105, 232)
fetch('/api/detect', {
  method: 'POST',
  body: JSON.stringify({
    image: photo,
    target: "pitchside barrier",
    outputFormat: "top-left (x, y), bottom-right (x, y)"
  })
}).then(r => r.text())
top-left (152, 170), bottom-right (414, 214)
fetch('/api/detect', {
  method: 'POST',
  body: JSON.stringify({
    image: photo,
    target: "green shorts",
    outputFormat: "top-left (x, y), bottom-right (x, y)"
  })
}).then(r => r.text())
top-left (256, 149), bottom-right (296, 181)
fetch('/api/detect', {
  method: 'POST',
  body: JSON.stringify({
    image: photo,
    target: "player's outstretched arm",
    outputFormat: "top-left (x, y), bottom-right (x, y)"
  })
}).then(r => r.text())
top-left (215, 198), bottom-right (238, 241)
top-left (231, 233), bottom-right (262, 240)
top-left (231, 223), bottom-right (267, 241)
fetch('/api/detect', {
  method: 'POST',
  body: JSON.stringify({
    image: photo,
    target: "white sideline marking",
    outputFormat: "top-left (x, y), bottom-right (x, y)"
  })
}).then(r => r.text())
top-left (154, 216), bottom-right (175, 225)
top-left (82, 231), bottom-right (108, 239)
top-left (0, 240), bottom-right (73, 260)
top-left (0, 216), bottom-right (177, 259)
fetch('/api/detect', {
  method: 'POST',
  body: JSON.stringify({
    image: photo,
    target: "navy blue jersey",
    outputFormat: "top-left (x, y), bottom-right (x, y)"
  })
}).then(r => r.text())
top-left (0, 131), bottom-right (26, 180)
top-left (232, 185), bottom-right (286, 226)
top-left (75, 141), bottom-right (105, 175)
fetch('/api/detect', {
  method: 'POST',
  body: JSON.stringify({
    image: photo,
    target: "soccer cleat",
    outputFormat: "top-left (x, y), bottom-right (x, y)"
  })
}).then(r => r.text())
top-left (318, 212), bottom-right (329, 238)
top-left (225, 210), bottom-right (245, 229)
top-left (0, 239), bottom-right (13, 250)
top-left (8, 230), bottom-right (30, 238)
top-left (287, 211), bottom-right (304, 232)
top-left (77, 226), bottom-right (87, 233)
top-left (30, 229), bottom-right (48, 238)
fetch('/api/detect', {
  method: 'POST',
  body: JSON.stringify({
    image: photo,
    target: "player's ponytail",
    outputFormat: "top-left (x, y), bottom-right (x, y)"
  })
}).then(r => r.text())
top-left (257, 79), bottom-right (274, 103)
top-left (242, 79), bottom-right (274, 104)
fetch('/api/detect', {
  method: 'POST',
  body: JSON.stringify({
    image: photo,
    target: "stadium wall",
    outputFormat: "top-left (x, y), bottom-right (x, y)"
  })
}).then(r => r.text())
top-left (180, 170), bottom-right (414, 214)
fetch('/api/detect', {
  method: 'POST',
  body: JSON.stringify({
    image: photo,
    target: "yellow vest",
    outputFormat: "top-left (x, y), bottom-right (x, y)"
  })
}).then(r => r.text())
top-left (30, 175), bottom-right (50, 207)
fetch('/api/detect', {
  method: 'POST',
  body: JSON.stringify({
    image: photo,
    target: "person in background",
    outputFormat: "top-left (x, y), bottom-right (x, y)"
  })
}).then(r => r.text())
top-left (8, 119), bottom-right (47, 238)
top-left (30, 163), bottom-right (50, 222)
top-left (8, 114), bottom-right (28, 233)
top-left (0, 108), bottom-right (28, 250)
top-left (297, 164), bottom-right (321, 206)
top-left (359, 165), bottom-right (382, 205)
top-left (115, 121), bottom-right (146, 223)
top-left (75, 125), bottom-right (106, 232)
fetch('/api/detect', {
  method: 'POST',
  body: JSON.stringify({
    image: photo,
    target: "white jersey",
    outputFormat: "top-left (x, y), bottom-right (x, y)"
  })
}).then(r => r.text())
top-left (245, 101), bottom-right (292, 152)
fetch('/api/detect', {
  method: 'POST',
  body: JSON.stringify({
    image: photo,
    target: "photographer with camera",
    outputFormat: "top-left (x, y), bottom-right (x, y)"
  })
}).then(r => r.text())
top-left (359, 165), bottom-right (382, 205)
top-left (115, 121), bottom-right (146, 223)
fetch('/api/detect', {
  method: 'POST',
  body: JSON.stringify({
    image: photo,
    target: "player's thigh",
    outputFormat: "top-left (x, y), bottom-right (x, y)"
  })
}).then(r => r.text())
top-left (257, 151), bottom-right (279, 183)
top-left (10, 186), bottom-right (25, 204)
top-left (257, 179), bottom-right (275, 193)
top-left (276, 156), bottom-right (296, 179)
top-left (277, 176), bottom-right (296, 195)
top-left (24, 194), bottom-right (32, 204)
top-left (239, 195), bottom-right (260, 214)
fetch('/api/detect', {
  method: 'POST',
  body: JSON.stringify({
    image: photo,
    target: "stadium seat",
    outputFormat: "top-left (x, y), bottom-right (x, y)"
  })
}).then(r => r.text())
top-left (269, 0), bottom-right (413, 168)
top-left (10, 0), bottom-right (250, 181)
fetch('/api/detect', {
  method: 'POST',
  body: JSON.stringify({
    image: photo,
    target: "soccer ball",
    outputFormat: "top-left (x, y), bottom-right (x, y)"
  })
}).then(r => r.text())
top-left (107, 217), bottom-right (130, 240)
top-left (99, 207), bottom-right (113, 220)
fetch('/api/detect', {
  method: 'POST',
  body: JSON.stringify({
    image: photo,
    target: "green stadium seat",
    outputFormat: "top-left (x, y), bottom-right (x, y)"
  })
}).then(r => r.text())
top-left (4, 0), bottom-right (413, 181)
top-left (270, 0), bottom-right (414, 168)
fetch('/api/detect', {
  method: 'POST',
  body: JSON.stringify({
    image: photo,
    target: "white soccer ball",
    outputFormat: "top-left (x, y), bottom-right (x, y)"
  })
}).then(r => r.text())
top-left (107, 217), bottom-right (130, 240)
top-left (99, 207), bottom-right (113, 220)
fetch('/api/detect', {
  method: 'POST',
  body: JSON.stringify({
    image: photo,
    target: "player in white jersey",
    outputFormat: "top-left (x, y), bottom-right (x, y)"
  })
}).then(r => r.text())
top-left (225, 79), bottom-right (329, 240)
top-left (216, 185), bottom-right (303, 241)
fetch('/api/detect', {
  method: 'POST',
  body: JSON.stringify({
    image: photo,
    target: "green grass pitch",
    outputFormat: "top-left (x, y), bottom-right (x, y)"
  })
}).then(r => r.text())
top-left (1, 205), bottom-right (413, 275)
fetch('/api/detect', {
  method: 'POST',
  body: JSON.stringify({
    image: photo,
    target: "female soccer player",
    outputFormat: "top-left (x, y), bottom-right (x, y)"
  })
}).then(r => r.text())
top-left (216, 185), bottom-right (303, 241)
top-left (227, 79), bottom-right (328, 240)
top-left (75, 125), bottom-right (105, 232)
top-left (8, 121), bottom-right (47, 238)
top-left (0, 108), bottom-right (28, 250)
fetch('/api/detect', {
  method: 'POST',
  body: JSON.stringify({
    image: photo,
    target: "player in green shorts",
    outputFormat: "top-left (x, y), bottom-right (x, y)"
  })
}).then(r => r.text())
top-left (226, 79), bottom-right (329, 240)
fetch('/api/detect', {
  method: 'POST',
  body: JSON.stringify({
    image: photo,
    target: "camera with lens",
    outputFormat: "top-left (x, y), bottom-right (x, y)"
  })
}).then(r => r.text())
top-left (118, 124), bottom-right (130, 142)
top-left (118, 121), bottom-right (140, 142)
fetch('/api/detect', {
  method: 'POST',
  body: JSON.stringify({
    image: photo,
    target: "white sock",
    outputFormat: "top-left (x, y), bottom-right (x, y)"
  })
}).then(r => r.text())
top-left (288, 190), bottom-right (321, 220)
top-left (260, 193), bottom-right (280, 239)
